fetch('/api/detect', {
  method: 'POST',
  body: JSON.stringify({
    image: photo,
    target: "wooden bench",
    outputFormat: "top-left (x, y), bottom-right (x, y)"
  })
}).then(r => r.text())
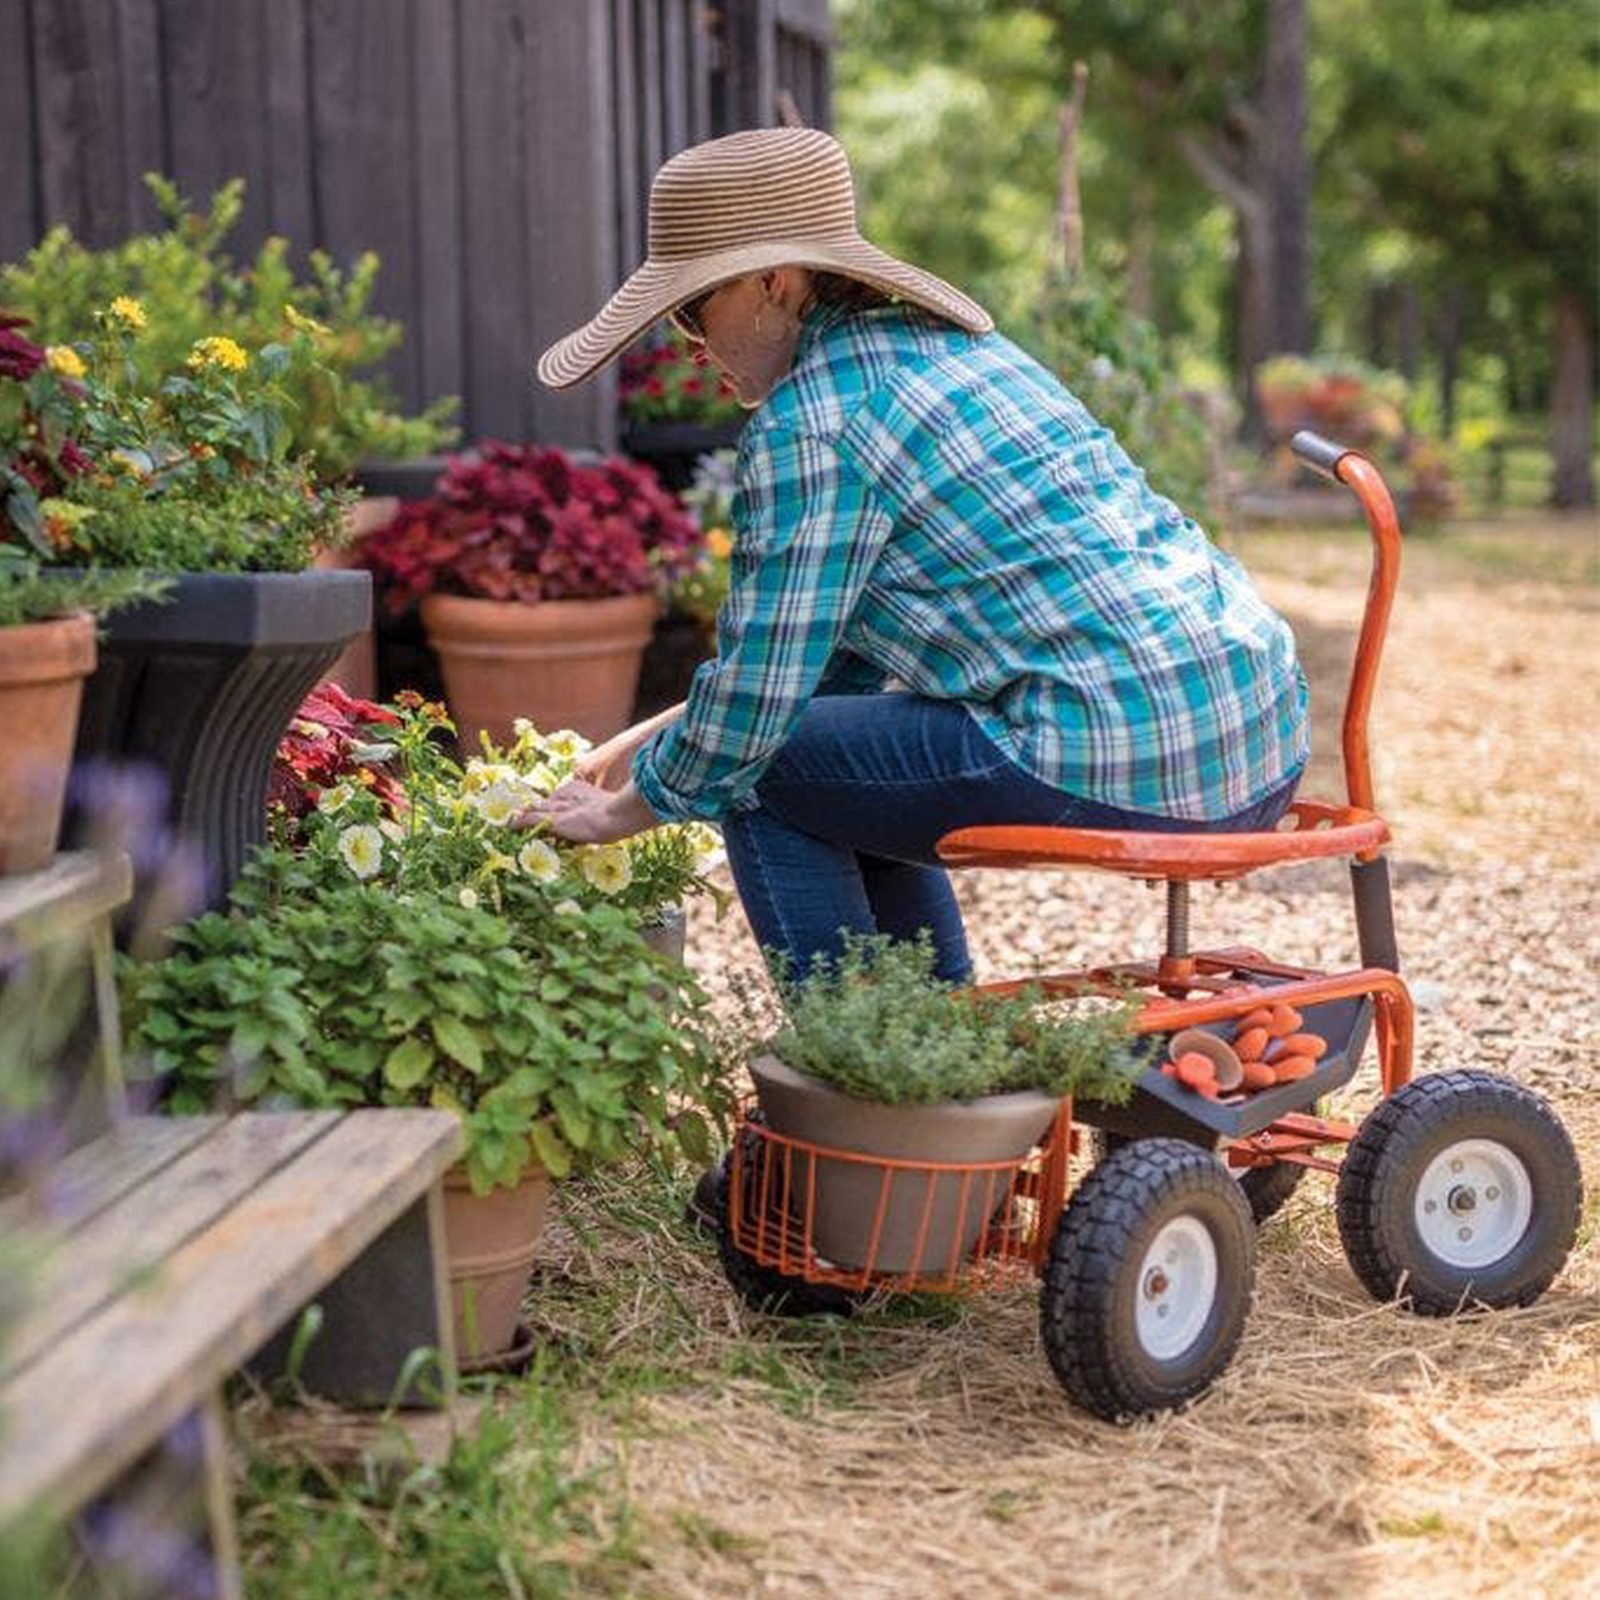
top-left (0, 1108), bottom-right (463, 1597)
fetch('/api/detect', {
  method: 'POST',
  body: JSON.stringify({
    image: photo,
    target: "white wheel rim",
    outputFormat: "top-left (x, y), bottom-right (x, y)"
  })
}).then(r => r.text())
top-left (1134, 1216), bottom-right (1219, 1361)
top-left (1413, 1138), bottom-right (1533, 1269)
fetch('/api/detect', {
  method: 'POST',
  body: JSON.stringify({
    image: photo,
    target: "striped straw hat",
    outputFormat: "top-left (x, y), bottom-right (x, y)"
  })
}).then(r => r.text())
top-left (537, 127), bottom-right (992, 390)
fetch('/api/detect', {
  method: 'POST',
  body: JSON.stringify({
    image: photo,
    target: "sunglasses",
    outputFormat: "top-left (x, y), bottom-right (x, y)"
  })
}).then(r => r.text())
top-left (671, 288), bottom-right (716, 342)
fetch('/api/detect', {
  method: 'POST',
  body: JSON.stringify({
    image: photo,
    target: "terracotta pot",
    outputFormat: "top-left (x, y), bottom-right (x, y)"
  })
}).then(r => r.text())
top-left (748, 1054), bottom-right (1059, 1274)
top-left (311, 496), bottom-right (399, 701)
top-left (421, 592), bottom-right (659, 747)
top-left (0, 613), bottom-right (96, 874)
top-left (440, 1163), bottom-right (550, 1361)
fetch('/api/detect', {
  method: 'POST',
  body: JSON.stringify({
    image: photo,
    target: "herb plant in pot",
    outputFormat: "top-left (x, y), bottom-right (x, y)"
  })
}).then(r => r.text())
top-left (124, 848), bottom-right (729, 1365)
top-left (357, 444), bottom-right (703, 747)
top-left (727, 937), bottom-right (1136, 1281)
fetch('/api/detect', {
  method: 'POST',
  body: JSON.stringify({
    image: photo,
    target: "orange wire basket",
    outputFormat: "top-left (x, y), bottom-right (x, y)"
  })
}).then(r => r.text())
top-left (726, 1105), bottom-right (1074, 1294)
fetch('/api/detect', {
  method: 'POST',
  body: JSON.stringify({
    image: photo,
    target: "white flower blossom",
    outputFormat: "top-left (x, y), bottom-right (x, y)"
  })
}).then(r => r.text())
top-left (458, 886), bottom-right (479, 909)
top-left (517, 839), bottom-right (563, 884)
top-left (337, 824), bottom-right (384, 880)
top-left (317, 782), bottom-right (355, 816)
top-left (543, 728), bottom-right (591, 763)
top-left (474, 782), bottom-right (523, 826)
top-left (553, 898), bottom-right (582, 916)
top-left (578, 845), bottom-right (632, 896)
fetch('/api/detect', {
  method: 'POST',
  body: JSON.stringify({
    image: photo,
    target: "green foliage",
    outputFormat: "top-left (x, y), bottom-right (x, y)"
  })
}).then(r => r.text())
top-left (1025, 273), bottom-right (1215, 515)
top-left (768, 934), bottom-right (1137, 1106)
top-left (0, 553), bottom-right (159, 626)
top-left (123, 865), bottom-right (732, 1196)
top-left (1, 177), bottom-right (458, 481)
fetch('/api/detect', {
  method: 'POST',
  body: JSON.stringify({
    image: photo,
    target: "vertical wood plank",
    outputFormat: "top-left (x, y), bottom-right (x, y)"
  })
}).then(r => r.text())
top-left (458, 0), bottom-right (531, 439)
top-left (307, 0), bottom-right (420, 405)
top-left (163, 0), bottom-right (272, 244)
top-left (636, 0), bottom-right (663, 182)
top-left (412, 0), bottom-right (464, 410)
top-left (111, 0), bottom-right (166, 234)
top-left (0, 0), bottom-right (38, 262)
top-left (524, 0), bottom-right (617, 449)
top-left (32, 0), bottom-right (132, 245)
top-left (687, 0), bottom-right (712, 143)
top-left (662, 0), bottom-right (688, 156)
top-left (261, 0), bottom-right (315, 260)
top-left (611, 0), bottom-right (641, 274)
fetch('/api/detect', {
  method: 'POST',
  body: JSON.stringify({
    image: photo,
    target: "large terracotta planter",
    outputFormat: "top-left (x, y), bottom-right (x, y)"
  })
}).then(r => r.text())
top-left (0, 613), bottom-right (96, 874)
top-left (421, 591), bottom-right (659, 747)
top-left (440, 1163), bottom-right (550, 1363)
top-left (748, 1054), bottom-right (1059, 1274)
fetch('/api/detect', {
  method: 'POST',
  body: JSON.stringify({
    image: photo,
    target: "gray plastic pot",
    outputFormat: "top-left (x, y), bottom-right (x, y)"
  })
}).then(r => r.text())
top-left (747, 1054), bottom-right (1059, 1275)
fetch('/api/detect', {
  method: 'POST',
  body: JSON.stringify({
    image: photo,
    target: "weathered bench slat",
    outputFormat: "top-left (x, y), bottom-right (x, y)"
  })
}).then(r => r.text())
top-left (0, 1114), bottom-right (221, 1239)
top-left (0, 1109), bottom-right (461, 1521)
top-left (3, 1113), bottom-right (341, 1376)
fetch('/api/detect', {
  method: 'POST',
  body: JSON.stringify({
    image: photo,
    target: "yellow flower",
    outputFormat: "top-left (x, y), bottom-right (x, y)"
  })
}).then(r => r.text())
top-left (705, 527), bottom-right (733, 559)
top-left (109, 296), bottom-right (147, 331)
top-left (483, 848), bottom-right (516, 874)
top-left (187, 335), bottom-right (249, 373)
top-left (578, 845), bottom-right (632, 896)
top-left (682, 822), bottom-right (723, 860)
top-left (516, 839), bottom-right (562, 885)
top-left (317, 782), bottom-right (355, 815)
top-left (542, 729), bottom-right (591, 763)
top-left (337, 824), bottom-right (384, 880)
top-left (45, 346), bottom-right (86, 380)
top-left (284, 304), bottom-right (331, 338)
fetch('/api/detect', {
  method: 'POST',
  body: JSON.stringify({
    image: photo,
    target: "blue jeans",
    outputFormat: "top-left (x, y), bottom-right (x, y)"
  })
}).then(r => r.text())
top-left (722, 695), bottom-right (1301, 984)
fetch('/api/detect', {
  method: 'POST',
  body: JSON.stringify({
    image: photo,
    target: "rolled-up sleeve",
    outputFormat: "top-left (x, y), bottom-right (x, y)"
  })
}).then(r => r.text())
top-left (632, 424), bottom-right (893, 822)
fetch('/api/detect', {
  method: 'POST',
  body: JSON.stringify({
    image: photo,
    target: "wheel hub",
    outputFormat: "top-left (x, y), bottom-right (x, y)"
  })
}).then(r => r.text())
top-left (1134, 1216), bottom-right (1218, 1361)
top-left (1414, 1138), bottom-right (1532, 1269)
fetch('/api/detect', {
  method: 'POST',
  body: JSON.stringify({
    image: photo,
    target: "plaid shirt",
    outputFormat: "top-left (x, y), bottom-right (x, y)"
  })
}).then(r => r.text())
top-left (634, 303), bottom-right (1307, 824)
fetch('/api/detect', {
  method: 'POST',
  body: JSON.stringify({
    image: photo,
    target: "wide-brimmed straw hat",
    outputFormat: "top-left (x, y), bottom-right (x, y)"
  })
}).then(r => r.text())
top-left (536, 127), bottom-right (992, 390)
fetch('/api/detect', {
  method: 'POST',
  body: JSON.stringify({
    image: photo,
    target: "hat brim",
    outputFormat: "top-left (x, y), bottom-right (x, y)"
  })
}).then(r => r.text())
top-left (536, 237), bottom-right (993, 390)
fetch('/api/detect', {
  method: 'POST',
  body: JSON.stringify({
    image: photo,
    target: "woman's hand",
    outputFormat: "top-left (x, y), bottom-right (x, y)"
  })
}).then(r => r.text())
top-left (515, 778), bottom-right (659, 844)
top-left (573, 703), bottom-right (686, 792)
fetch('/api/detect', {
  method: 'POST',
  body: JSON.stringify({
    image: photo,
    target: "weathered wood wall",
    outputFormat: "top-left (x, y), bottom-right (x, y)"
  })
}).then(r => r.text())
top-left (0, 0), bottom-right (832, 452)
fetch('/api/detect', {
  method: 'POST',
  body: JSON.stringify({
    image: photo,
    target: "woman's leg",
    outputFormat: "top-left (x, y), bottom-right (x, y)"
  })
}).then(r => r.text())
top-left (859, 856), bottom-right (970, 981)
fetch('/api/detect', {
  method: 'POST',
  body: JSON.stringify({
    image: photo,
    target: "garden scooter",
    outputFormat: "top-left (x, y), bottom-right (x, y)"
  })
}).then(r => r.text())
top-left (713, 430), bottom-right (1583, 1423)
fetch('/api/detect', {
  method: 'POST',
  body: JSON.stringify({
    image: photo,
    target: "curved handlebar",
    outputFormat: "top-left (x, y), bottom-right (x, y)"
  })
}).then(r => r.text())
top-left (1285, 432), bottom-right (1403, 832)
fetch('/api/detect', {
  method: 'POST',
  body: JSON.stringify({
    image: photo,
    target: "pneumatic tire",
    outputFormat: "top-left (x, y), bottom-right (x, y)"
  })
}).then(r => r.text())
top-left (1335, 1070), bottom-right (1581, 1314)
top-left (1042, 1138), bottom-right (1256, 1422)
top-left (1091, 1128), bottom-right (1307, 1225)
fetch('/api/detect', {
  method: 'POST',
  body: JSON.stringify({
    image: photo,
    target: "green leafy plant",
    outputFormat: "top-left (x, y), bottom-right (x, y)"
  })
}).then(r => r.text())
top-left (123, 863), bottom-right (731, 1194)
top-left (767, 934), bottom-right (1138, 1106)
top-left (1023, 273), bottom-right (1215, 520)
top-left (1, 177), bottom-right (458, 481)
top-left (2, 298), bottom-right (352, 573)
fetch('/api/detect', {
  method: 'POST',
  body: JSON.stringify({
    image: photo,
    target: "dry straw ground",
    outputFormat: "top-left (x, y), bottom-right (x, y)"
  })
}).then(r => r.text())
top-left (529, 515), bottom-right (1600, 1600)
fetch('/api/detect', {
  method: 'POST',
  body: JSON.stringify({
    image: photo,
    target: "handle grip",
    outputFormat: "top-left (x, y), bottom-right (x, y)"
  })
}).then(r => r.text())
top-left (1290, 430), bottom-right (1351, 481)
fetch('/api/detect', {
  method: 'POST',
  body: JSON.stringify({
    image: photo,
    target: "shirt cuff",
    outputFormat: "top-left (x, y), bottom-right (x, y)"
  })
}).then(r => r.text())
top-left (631, 726), bottom-right (747, 824)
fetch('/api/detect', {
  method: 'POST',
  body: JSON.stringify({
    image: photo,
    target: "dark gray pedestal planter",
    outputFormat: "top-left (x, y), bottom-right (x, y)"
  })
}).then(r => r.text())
top-left (70, 570), bottom-right (372, 910)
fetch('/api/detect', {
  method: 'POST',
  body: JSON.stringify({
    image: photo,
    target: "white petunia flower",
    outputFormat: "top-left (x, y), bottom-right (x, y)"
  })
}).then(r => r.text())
top-left (543, 728), bottom-right (591, 762)
top-left (317, 782), bottom-right (355, 816)
top-left (517, 839), bottom-right (563, 884)
top-left (578, 845), bottom-right (632, 896)
top-left (458, 886), bottom-right (479, 909)
top-left (553, 898), bottom-right (582, 916)
top-left (337, 824), bottom-right (384, 879)
top-left (475, 782), bottom-right (523, 826)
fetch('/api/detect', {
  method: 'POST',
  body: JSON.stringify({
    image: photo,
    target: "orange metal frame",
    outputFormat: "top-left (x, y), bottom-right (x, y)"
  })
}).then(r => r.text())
top-left (729, 435), bottom-right (1415, 1294)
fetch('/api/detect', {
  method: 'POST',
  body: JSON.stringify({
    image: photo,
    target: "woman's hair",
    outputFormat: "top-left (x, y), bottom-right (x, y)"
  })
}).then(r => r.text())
top-left (808, 271), bottom-right (895, 314)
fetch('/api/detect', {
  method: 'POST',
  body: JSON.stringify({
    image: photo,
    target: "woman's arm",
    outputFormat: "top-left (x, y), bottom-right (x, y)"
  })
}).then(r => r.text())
top-left (574, 702), bottom-right (685, 791)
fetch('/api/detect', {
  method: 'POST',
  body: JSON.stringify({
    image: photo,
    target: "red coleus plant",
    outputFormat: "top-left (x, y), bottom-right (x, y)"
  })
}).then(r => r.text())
top-left (357, 442), bottom-right (704, 615)
top-left (268, 680), bottom-right (408, 823)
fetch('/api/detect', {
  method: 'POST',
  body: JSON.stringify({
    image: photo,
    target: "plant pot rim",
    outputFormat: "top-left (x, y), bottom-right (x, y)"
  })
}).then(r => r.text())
top-left (0, 609), bottom-right (96, 676)
top-left (443, 1157), bottom-right (549, 1193)
top-left (749, 1051), bottom-right (1063, 1114)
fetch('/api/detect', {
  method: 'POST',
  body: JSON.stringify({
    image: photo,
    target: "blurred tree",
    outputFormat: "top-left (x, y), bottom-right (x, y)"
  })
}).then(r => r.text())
top-left (1325, 0), bottom-right (1597, 507)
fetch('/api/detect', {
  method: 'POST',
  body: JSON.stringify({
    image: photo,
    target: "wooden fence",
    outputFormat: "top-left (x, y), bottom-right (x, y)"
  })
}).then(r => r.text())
top-left (0, 0), bottom-right (832, 452)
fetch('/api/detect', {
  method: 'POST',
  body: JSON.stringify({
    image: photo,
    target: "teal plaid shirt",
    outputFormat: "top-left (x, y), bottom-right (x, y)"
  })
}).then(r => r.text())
top-left (634, 303), bottom-right (1308, 824)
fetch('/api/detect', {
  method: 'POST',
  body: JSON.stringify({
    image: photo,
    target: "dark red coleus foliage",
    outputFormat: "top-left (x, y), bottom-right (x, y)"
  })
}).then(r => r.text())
top-left (269, 680), bottom-right (407, 821)
top-left (356, 442), bottom-right (703, 614)
top-left (0, 312), bottom-right (46, 382)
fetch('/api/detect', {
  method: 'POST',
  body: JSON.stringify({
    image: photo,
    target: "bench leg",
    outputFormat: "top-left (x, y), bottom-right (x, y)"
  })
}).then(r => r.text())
top-left (69, 1391), bottom-right (240, 1600)
top-left (250, 1184), bottom-right (457, 1408)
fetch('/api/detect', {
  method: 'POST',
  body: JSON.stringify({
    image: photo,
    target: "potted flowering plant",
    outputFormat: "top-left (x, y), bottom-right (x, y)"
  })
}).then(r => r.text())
top-left (0, 296), bottom-right (369, 906)
top-left (357, 443), bottom-right (703, 747)
top-left (267, 682), bottom-right (725, 952)
top-left (619, 332), bottom-right (745, 491)
top-left (126, 684), bottom-right (731, 1363)
top-left (0, 313), bottom-right (161, 872)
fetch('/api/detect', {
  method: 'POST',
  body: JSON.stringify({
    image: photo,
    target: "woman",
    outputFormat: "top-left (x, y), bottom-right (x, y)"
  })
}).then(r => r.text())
top-left (527, 128), bottom-right (1307, 984)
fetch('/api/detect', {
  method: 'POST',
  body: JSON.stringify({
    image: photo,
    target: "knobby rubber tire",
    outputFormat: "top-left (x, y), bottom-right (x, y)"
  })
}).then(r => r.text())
top-left (1091, 1128), bottom-right (1306, 1226)
top-left (712, 1140), bottom-right (863, 1319)
top-left (1335, 1069), bottom-right (1582, 1315)
top-left (1041, 1138), bottom-right (1256, 1422)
